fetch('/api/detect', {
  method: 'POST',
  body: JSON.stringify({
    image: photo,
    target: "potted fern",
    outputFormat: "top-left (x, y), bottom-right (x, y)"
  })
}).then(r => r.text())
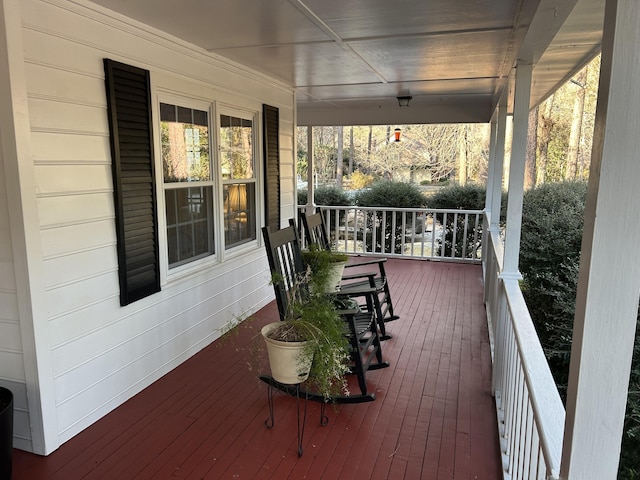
top-left (301, 244), bottom-right (349, 293)
top-left (262, 267), bottom-right (351, 400)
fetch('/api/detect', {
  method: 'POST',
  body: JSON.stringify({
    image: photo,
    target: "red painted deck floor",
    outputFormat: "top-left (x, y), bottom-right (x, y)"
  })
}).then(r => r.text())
top-left (13, 258), bottom-right (501, 479)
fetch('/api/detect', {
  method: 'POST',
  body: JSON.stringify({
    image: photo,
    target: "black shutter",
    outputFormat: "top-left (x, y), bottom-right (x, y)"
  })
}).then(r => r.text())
top-left (104, 59), bottom-right (160, 306)
top-left (262, 104), bottom-right (280, 229)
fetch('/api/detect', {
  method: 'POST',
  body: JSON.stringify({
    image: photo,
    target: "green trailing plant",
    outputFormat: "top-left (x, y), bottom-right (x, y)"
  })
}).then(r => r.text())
top-left (267, 267), bottom-right (351, 400)
top-left (301, 244), bottom-right (348, 293)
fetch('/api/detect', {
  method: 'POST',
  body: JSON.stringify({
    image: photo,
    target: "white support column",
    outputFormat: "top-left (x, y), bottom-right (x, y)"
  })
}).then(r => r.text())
top-left (0, 0), bottom-right (58, 453)
top-left (502, 63), bottom-right (532, 277)
top-left (560, 1), bottom-right (640, 478)
top-left (484, 115), bottom-right (498, 217)
top-left (306, 126), bottom-right (315, 214)
top-left (489, 92), bottom-right (508, 232)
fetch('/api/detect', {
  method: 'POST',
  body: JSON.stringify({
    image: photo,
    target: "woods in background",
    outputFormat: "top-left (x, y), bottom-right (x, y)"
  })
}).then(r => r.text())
top-left (297, 55), bottom-right (600, 190)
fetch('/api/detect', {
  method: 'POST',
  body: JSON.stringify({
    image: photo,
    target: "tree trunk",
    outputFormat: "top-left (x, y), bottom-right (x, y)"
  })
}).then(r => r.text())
top-left (366, 126), bottom-right (373, 174)
top-left (336, 126), bottom-right (344, 187)
top-left (525, 106), bottom-right (538, 189)
top-left (538, 95), bottom-right (555, 186)
top-left (566, 67), bottom-right (587, 179)
top-left (457, 126), bottom-right (468, 185)
top-left (349, 126), bottom-right (354, 176)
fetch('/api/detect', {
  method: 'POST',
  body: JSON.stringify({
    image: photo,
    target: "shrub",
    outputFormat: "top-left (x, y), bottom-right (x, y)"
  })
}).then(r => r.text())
top-left (298, 189), bottom-right (307, 206)
top-left (428, 184), bottom-right (489, 258)
top-left (355, 181), bottom-right (426, 253)
top-left (519, 181), bottom-right (588, 397)
top-left (518, 180), bottom-right (640, 478)
top-left (350, 170), bottom-right (375, 189)
top-left (314, 186), bottom-right (352, 206)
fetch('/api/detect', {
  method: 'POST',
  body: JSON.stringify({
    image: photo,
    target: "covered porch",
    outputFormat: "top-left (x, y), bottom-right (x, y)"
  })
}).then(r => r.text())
top-left (12, 258), bottom-right (501, 479)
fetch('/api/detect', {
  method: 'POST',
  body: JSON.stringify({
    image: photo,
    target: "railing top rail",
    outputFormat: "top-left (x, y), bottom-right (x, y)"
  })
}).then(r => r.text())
top-left (502, 278), bottom-right (566, 478)
top-left (311, 205), bottom-right (485, 215)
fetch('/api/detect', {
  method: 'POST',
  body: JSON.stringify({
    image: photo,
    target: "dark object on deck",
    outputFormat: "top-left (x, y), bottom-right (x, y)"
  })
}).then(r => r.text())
top-left (0, 387), bottom-right (13, 480)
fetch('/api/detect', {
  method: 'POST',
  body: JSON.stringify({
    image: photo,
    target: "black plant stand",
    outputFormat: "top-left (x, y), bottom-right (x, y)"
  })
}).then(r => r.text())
top-left (0, 387), bottom-right (13, 480)
top-left (263, 379), bottom-right (329, 457)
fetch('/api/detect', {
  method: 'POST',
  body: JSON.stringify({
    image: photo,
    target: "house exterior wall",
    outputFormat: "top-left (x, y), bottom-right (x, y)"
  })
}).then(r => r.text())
top-left (0, 118), bottom-right (32, 451)
top-left (1, 0), bottom-right (296, 454)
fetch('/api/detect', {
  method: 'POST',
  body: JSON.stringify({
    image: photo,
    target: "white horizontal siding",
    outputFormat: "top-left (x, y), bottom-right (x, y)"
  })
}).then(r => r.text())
top-left (18, 0), bottom-right (294, 449)
top-left (0, 133), bottom-right (31, 450)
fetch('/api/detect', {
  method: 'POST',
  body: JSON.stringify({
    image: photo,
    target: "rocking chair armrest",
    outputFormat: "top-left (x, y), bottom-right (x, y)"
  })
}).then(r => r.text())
top-left (335, 307), bottom-right (359, 316)
top-left (344, 258), bottom-right (388, 269)
top-left (341, 271), bottom-right (377, 281)
top-left (336, 285), bottom-right (376, 297)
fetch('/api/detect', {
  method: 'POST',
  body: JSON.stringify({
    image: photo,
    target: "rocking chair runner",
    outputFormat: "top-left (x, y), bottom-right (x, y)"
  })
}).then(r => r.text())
top-left (299, 212), bottom-right (399, 338)
top-left (261, 224), bottom-right (389, 403)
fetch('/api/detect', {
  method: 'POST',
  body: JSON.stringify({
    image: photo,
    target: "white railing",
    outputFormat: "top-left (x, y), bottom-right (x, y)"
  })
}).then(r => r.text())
top-left (298, 205), bottom-right (483, 263)
top-left (299, 204), bottom-right (566, 479)
top-left (484, 219), bottom-right (566, 480)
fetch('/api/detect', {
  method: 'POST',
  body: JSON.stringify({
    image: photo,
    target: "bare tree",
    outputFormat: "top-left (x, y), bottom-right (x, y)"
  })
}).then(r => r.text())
top-left (349, 126), bottom-right (354, 176)
top-left (525, 106), bottom-right (538, 189)
top-left (537, 95), bottom-right (555, 185)
top-left (565, 66), bottom-right (588, 179)
top-left (457, 125), bottom-right (468, 185)
top-left (336, 126), bottom-right (344, 187)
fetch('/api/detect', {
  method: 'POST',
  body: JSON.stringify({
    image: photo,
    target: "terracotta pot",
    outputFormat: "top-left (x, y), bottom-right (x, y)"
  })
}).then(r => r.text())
top-left (261, 323), bottom-right (313, 384)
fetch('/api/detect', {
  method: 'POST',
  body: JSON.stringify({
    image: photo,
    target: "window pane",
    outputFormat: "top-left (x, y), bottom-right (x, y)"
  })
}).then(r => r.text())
top-left (161, 103), bottom-right (210, 183)
top-left (224, 183), bottom-right (256, 248)
top-left (220, 115), bottom-right (253, 180)
top-left (165, 186), bottom-right (214, 267)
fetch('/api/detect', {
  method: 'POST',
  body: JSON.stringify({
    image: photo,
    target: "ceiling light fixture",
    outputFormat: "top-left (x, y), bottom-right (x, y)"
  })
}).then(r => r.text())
top-left (397, 95), bottom-right (412, 107)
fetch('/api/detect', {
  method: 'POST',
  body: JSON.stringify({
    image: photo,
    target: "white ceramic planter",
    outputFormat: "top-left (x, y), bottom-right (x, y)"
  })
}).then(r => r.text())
top-left (261, 323), bottom-right (313, 384)
top-left (324, 261), bottom-right (347, 292)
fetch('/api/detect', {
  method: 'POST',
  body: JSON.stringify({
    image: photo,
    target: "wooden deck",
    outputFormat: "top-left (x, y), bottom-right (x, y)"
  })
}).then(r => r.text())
top-left (12, 258), bottom-right (501, 479)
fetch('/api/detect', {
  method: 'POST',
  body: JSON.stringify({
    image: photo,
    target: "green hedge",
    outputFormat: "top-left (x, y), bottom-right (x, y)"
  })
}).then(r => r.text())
top-left (355, 181), bottom-right (426, 253)
top-left (518, 180), bottom-right (639, 479)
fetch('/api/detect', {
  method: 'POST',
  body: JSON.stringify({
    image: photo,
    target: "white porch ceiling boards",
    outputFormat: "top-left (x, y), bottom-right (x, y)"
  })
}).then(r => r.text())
top-left (88, 0), bottom-right (605, 125)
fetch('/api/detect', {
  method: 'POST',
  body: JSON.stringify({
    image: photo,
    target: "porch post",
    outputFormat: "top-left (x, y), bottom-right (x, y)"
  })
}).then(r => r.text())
top-left (306, 126), bottom-right (315, 214)
top-left (502, 63), bottom-right (532, 277)
top-left (488, 92), bottom-right (507, 232)
top-left (560, 1), bottom-right (640, 478)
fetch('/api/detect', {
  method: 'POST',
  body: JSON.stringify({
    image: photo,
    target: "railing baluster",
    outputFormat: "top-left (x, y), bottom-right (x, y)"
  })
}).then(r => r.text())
top-left (462, 213), bottom-right (469, 258)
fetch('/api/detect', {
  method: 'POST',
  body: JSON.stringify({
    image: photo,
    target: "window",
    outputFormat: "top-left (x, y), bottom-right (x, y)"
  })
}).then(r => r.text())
top-left (220, 114), bottom-right (257, 249)
top-left (160, 103), bottom-right (214, 268)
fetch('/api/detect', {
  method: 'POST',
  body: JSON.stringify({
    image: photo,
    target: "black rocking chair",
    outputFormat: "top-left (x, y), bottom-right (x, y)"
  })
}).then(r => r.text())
top-left (261, 224), bottom-right (389, 404)
top-left (299, 211), bottom-right (399, 339)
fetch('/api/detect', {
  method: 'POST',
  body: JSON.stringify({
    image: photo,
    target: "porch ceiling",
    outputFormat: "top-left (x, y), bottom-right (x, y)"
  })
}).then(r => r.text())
top-left (89, 0), bottom-right (604, 125)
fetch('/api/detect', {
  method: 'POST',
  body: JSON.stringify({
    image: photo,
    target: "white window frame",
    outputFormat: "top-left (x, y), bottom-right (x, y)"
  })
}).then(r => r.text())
top-left (153, 94), bottom-right (263, 285)
top-left (216, 105), bottom-right (262, 255)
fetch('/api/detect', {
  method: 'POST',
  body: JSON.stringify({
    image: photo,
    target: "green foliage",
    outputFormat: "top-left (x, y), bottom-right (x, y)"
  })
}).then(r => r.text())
top-left (428, 183), bottom-right (487, 210)
top-left (518, 180), bottom-right (640, 478)
top-left (355, 181), bottom-right (426, 253)
top-left (355, 181), bottom-right (426, 208)
top-left (314, 186), bottom-right (352, 206)
top-left (297, 186), bottom-right (352, 209)
top-left (302, 244), bottom-right (348, 293)
top-left (298, 189), bottom-right (307, 206)
top-left (428, 184), bottom-right (488, 258)
top-left (519, 181), bottom-right (587, 396)
top-left (620, 315), bottom-right (640, 479)
top-left (268, 270), bottom-right (350, 400)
